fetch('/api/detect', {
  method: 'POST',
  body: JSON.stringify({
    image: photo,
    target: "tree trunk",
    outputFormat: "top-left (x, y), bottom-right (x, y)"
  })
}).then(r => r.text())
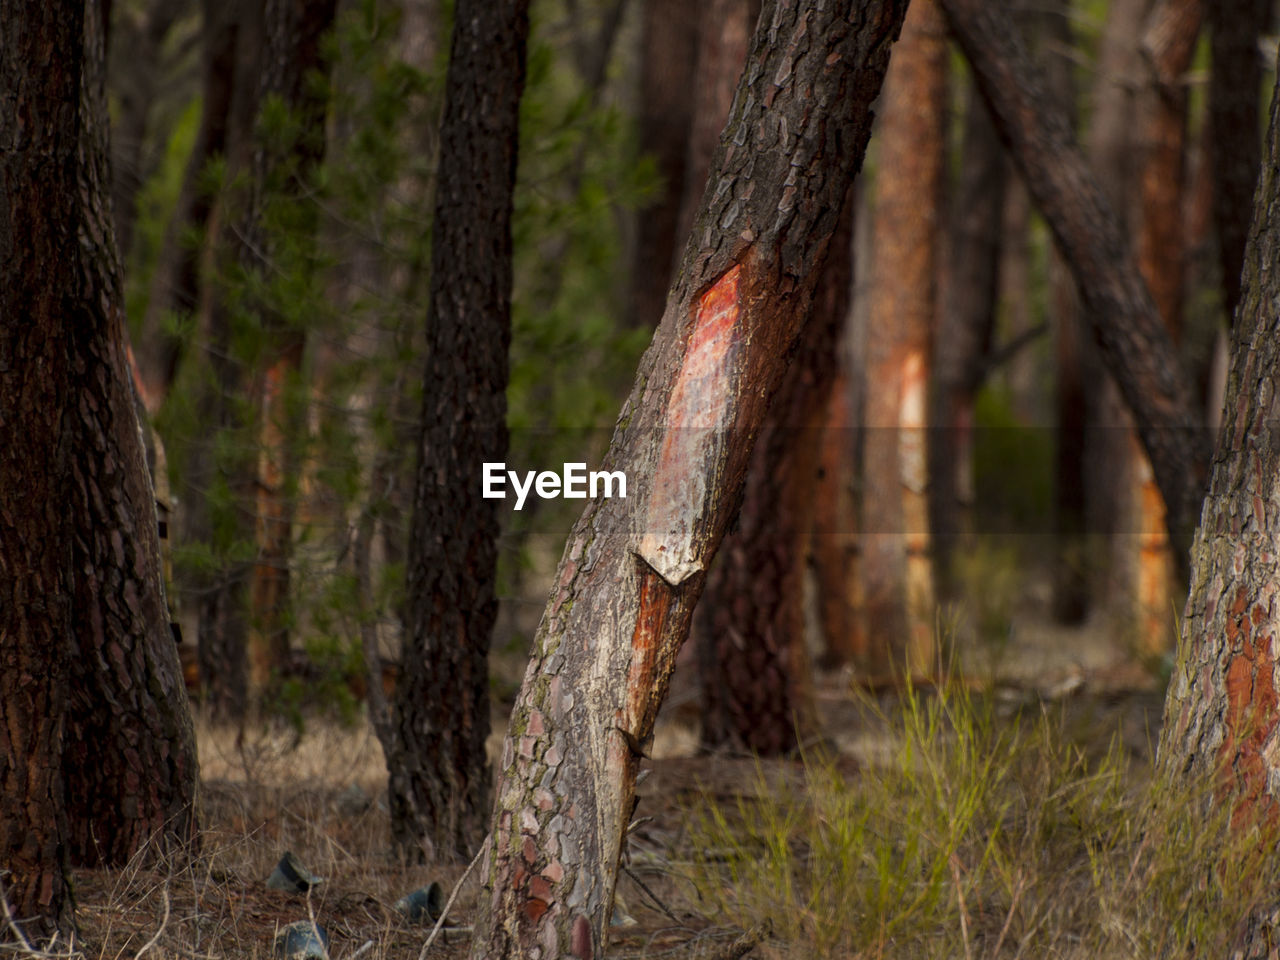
top-left (0, 0), bottom-right (199, 938)
top-left (1157, 61), bottom-right (1280, 955)
top-left (940, 0), bottom-right (1209, 569)
top-left (1127, 0), bottom-right (1203, 655)
top-left (627, 0), bottom-right (699, 327)
top-left (697, 190), bottom-right (853, 755)
top-left (242, 0), bottom-right (338, 701)
top-left (932, 78), bottom-right (1006, 599)
top-left (135, 0), bottom-right (241, 410)
top-left (1208, 0), bottom-right (1271, 325)
top-left (861, 0), bottom-right (946, 679)
top-left (469, 3), bottom-right (908, 955)
top-left (386, 0), bottom-right (530, 863)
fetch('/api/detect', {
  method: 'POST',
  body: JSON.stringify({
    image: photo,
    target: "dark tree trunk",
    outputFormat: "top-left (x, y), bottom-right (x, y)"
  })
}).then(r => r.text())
top-left (1158, 57), bottom-right (1280, 954)
top-left (183, 0), bottom-right (265, 721)
top-left (941, 0), bottom-right (1209, 569)
top-left (931, 79), bottom-right (1006, 598)
top-left (697, 190), bottom-right (853, 756)
top-left (861, 0), bottom-right (946, 678)
top-left (135, 0), bottom-right (241, 410)
top-left (627, 0), bottom-right (699, 327)
top-left (1208, 0), bottom-right (1271, 325)
top-left (470, 2), bottom-right (908, 955)
top-left (106, 0), bottom-right (189, 263)
top-left (0, 0), bottom-right (199, 939)
top-left (385, 0), bottom-right (530, 863)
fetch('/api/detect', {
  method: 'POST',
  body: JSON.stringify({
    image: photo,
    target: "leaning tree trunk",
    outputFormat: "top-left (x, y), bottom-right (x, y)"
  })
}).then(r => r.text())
top-left (469, 2), bottom-right (908, 956)
top-left (1157, 52), bottom-right (1280, 953)
top-left (941, 0), bottom-right (1209, 569)
top-left (697, 190), bottom-right (853, 756)
top-left (861, 0), bottom-right (946, 679)
top-left (385, 0), bottom-right (530, 863)
top-left (1, 0), bottom-right (199, 938)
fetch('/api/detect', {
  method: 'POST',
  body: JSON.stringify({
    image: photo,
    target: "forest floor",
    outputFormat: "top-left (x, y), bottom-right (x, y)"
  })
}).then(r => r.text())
top-left (71, 571), bottom-right (1205, 960)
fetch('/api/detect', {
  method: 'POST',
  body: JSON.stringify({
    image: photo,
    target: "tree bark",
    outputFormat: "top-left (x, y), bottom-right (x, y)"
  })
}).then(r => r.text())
top-left (940, 0), bottom-right (1209, 569)
top-left (697, 189), bottom-right (852, 755)
top-left (469, 2), bottom-right (908, 955)
top-left (0, 0), bottom-right (199, 938)
top-left (1157, 52), bottom-right (1280, 933)
top-left (1208, 0), bottom-right (1271, 324)
top-left (861, 0), bottom-right (946, 678)
top-left (386, 0), bottom-right (530, 863)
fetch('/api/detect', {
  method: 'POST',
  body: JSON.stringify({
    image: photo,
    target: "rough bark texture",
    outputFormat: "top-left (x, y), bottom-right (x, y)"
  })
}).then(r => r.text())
top-left (0, 0), bottom-right (199, 935)
top-left (1208, 0), bottom-right (1271, 324)
top-left (388, 0), bottom-right (530, 863)
top-left (628, 0), bottom-right (699, 328)
top-left (861, 0), bottom-right (946, 678)
top-left (941, 0), bottom-right (1209, 566)
top-left (932, 79), bottom-right (1005, 598)
top-left (470, 3), bottom-right (908, 956)
top-left (1158, 55), bottom-right (1280, 927)
top-left (697, 190), bottom-right (852, 755)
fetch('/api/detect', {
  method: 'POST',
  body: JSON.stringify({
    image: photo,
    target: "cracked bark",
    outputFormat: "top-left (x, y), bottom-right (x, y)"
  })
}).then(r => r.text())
top-left (386, 0), bottom-right (530, 862)
top-left (941, 0), bottom-right (1209, 570)
top-left (1157, 53), bottom-right (1280, 954)
top-left (469, 2), bottom-right (908, 956)
top-left (1, 0), bottom-right (199, 939)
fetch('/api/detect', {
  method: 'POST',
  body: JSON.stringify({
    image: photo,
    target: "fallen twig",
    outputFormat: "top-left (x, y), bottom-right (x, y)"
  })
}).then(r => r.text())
top-left (418, 833), bottom-right (489, 960)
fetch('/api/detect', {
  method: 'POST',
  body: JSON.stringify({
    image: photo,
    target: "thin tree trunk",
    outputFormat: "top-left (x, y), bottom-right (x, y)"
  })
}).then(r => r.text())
top-left (1, 0), bottom-right (199, 937)
top-left (698, 189), bottom-right (853, 755)
top-left (932, 79), bottom-right (1005, 599)
top-left (135, 0), bottom-right (240, 410)
top-left (387, 0), bottom-right (530, 863)
top-left (941, 0), bottom-right (1209, 570)
top-left (242, 0), bottom-right (338, 700)
top-left (627, 0), bottom-right (699, 327)
top-left (1208, 0), bottom-right (1271, 325)
top-left (1128, 0), bottom-right (1203, 654)
top-left (861, 0), bottom-right (946, 678)
top-left (470, 3), bottom-right (908, 955)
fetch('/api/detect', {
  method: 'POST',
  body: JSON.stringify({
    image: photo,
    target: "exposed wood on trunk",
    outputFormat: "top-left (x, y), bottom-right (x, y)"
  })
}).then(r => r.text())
top-left (1, 0), bottom-right (199, 937)
top-left (940, 0), bottom-right (1209, 571)
top-left (388, 0), bottom-right (530, 862)
top-left (861, 0), bottom-right (946, 678)
top-left (470, 2), bottom-right (908, 955)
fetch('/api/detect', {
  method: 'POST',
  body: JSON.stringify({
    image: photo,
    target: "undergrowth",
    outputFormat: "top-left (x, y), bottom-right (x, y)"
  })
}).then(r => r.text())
top-left (687, 679), bottom-right (1280, 958)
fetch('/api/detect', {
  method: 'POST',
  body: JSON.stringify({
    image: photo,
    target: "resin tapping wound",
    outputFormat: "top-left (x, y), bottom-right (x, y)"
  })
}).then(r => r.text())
top-left (622, 566), bottom-right (673, 737)
top-left (638, 264), bottom-right (742, 585)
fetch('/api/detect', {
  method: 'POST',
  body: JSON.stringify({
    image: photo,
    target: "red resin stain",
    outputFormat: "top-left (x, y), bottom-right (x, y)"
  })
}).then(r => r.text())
top-left (1219, 589), bottom-right (1280, 828)
top-left (623, 568), bottom-right (673, 734)
top-left (640, 265), bottom-right (743, 585)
